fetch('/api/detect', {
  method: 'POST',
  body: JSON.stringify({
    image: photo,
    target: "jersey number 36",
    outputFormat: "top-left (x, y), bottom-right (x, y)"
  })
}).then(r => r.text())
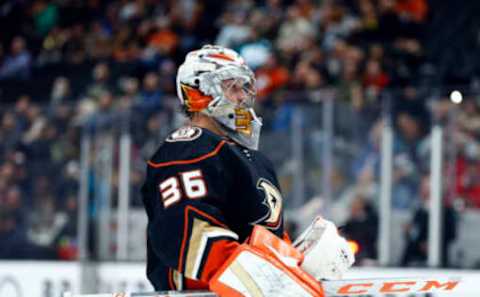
top-left (159, 170), bottom-right (207, 208)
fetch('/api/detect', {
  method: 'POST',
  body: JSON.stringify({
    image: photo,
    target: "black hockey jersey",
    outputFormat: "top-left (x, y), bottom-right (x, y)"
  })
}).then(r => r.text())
top-left (141, 126), bottom-right (285, 291)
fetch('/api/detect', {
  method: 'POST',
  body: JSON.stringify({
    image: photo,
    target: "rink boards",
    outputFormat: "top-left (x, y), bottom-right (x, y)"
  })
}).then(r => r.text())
top-left (0, 261), bottom-right (479, 297)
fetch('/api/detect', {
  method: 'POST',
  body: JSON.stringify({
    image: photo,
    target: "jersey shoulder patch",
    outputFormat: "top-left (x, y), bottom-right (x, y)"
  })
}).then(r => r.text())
top-left (148, 127), bottom-right (226, 169)
top-left (166, 126), bottom-right (202, 142)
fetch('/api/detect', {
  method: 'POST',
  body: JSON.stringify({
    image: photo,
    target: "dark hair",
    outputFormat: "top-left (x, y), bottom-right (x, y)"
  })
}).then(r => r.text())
top-left (181, 103), bottom-right (198, 119)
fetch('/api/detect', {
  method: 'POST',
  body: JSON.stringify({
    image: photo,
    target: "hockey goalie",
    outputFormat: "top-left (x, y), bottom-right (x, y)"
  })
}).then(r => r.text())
top-left (141, 45), bottom-right (355, 297)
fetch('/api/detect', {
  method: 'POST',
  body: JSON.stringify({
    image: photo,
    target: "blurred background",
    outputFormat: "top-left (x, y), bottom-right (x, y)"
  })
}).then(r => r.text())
top-left (1, 0), bottom-right (480, 296)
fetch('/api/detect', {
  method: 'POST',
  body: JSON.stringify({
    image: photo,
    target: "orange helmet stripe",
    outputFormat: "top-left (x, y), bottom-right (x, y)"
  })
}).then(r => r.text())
top-left (181, 84), bottom-right (213, 111)
top-left (208, 53), bottom-right (236, 62)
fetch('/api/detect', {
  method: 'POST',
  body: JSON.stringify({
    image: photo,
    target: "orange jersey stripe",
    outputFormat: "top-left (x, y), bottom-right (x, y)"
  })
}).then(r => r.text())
top-left (168, 268), bottom-right (175, 290)
top-left (178, 205), bottom-right (231, 273)
top-left (184, 277), bottom-right (209, 290)
top-left (148, 140), bottom-right (226, 168)
top-left (199, 239), bottom-right (240, 283)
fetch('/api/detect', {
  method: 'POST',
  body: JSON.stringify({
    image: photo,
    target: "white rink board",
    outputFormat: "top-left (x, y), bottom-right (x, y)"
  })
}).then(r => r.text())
top-left (95, 265), bottom-right (479, 297)
top-left (96, 263), bottom-right (153, 293)
top-left (65, 293), bottom-right (216, 297)
top-left (0, 261), bottom-right (81, 297)
top-left (1, 261), bottom-right (480, 297)
top-left (344, 268), bottom-right (480, 297)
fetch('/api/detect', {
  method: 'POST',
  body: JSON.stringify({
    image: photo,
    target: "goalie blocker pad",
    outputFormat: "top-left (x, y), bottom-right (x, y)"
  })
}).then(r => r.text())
top-left (209, 226), bottom-right (324, 297)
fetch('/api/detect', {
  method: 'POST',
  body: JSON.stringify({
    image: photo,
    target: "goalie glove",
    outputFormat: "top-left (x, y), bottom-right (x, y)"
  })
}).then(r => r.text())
top-left (294, 217), bottom-right (355, 280)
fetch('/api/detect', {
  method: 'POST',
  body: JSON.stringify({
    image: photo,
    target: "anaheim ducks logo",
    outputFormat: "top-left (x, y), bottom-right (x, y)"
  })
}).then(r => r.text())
top-left (166, 127), bottom-right (202, 142)
top-left (253, 178), bottom-right (283, 229)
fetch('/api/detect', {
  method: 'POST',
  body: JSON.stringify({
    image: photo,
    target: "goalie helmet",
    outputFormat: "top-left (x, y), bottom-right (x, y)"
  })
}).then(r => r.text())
top-left (176, 45), bottom-right (262, 150)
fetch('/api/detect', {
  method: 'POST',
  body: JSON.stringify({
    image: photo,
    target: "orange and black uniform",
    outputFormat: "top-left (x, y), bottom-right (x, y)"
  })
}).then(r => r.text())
top-left (141, 127), bottom-right (285, 291)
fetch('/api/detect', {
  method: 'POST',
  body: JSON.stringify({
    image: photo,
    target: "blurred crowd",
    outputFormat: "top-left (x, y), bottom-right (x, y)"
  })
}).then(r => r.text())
top-left (0, 0), bottom-right (480, 266)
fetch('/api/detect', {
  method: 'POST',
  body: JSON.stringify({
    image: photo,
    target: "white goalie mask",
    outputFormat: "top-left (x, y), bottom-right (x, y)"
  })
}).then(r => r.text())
top-left (176, 45), bottom-right (262, 150)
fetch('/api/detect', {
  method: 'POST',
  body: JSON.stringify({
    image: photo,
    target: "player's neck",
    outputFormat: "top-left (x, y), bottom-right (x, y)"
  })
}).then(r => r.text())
top-left (190, 113), bottom-right (226, 138)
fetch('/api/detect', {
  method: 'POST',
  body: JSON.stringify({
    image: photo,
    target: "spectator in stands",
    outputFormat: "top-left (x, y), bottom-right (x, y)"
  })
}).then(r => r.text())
top-left (392, 37), bottom-right (424, 82)
top-left (56, 192), bottom-right (79, 260)
top-left (22, 103), bottom-right (47, 145)
top-left (25, 120), bottom-right (57, 177)
top-left (0, 36), bottom-right (32, 80)
top-left (112, 24), bottom-right (140, 63)
top-left (362, 59), bottom-right (390, 91)
top-left (392, 153), bottom-right (419, 209)
top-left (376, 0), bottom-right (402, 42)
top-left (157, 59), bottom-right (177, 94)
top-left (395, 0), bottom-right (428, 23)
top-left (86, 62), bottom-right (111, 100)
top-left (457, 99), bottom-right (480, 136)
top-left (454, 100), bottom-right (480, 208)
top-left (351, 118), bottom-right (382, 176)
top-left (237, 30), bottom-right (272, 70)
top-left (27, 190), bottom-right (62, 259)
top-left (118, 0), bottom-right (146, 23)
top-left (321, 2), bottom-right (360, 51)
top-left (325, 40), bottom-right (348, 82)
top-left (93, 91), bottom-right (116, 126)
top-left (394, 86), bottom-right (430, 128)
top-left (50, 77), bottom-right (73, 105)
top-left (351, 0), bottom-right (379, 43)
top-left (336, 46), bottom-right (362, 105)
top-left (255, 53), bottom-right (290, 104)
top-left (13, 95), bottom-right (32, 131)
top-left (216, 10), bottom-right (252, 49)
top-left (63, 24), bottom-right (88, 64)
top-left (291, 56), bottom-right (326, 90)
top-left (0, 210), bottom-right (30, 259)
top-left (0, 183), bottom-right (39, 259)
top-left (257, 0), bottom-right (284, 38)
top-left (396, 112), bottom-right (426, 165)
top-left (147, 17), bottom-right (179, 57)
top-left (138, 72), bottom-right (163, 113)
top-left (342, 195), bottom-right (378, 264)
top-left (36, 27), bottom-right (68, 66)
top-left (32, 0), bottom-right (59, 37)
top-left (3, 186), bottom-right (26, 228)
top-left (276, 5), bottom-right (316, 54)
top-left (401, 174), bottom-right (457, 267)
top-left (85, 21), bottom-right (114, 61)
top-left (117, 77), bottom-right (141, 111)
top-left (455, 140), bottom-right (480, 208)
top-left (0, 112), bottom-right (21, 154)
